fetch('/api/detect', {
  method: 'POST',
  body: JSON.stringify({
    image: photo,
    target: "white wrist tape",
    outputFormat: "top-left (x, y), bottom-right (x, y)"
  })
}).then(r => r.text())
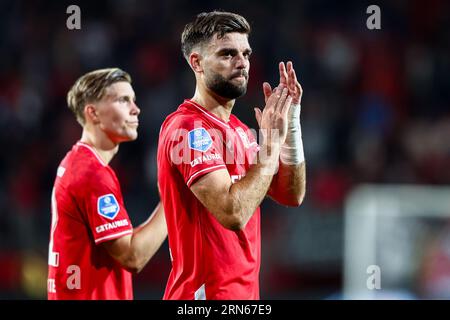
top-left (280, 103), bottom-right (305, 165)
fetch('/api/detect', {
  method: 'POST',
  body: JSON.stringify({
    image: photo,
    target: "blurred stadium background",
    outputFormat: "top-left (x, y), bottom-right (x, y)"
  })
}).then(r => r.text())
top-left (0, 0), bottom-right (449, 299)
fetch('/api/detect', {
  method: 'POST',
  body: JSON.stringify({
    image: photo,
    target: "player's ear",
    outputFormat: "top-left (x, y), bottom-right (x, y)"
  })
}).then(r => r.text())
top-left (84, 104), bottom-right (100, 124)
top-left (189, 52), bottom-right (203, 73)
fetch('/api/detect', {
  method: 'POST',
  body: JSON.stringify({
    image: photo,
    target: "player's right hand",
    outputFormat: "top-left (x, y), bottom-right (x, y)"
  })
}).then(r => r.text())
top-left (254, 85), bottom-right (292, 147)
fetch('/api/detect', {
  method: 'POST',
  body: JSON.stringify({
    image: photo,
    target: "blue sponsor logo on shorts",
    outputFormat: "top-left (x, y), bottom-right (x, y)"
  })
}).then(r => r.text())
top-left (97, 194), bottom-right (120, 220)
top-left (188, 128), bottom-right (212, 152)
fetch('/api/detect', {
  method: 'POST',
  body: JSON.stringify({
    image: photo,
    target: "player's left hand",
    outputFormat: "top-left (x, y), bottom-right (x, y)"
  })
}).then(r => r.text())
top-left (263, 61), bottom-right (303, 105)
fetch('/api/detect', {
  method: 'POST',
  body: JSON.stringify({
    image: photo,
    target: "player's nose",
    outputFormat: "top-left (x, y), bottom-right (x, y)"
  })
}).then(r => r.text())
top-left (130, 101), bottom-right (140, 116)
top-left (235, 53), bottom-right (248, 69)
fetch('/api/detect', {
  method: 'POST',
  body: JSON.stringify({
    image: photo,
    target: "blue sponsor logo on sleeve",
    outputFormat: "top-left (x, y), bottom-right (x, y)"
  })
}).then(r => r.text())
top-left (188, 128), bottom-right (212, 152)
top-left (97, 194), bottom-right (120, 220)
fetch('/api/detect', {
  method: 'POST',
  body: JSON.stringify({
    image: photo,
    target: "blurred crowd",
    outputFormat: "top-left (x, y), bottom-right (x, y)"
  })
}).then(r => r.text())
top-left (0, 0), bottom-right (449, 299)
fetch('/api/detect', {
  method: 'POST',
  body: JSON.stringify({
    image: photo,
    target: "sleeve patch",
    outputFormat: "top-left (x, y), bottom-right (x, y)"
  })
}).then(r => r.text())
top-left (97, 194), bottom-right (120, 220)
top-left (188, 128), bottom-right (212, 152)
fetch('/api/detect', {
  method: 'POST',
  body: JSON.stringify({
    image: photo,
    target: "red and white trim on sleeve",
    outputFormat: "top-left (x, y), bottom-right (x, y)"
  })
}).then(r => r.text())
top-left (94, 229), bottom-right (133, 244)
top-left (186, 164), bottom-right (227, 187)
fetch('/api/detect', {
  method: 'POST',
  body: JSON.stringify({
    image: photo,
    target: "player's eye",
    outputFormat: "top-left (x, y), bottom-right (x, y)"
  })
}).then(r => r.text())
top-left (220, 50), bottom-right (235, 58)
top-left (243, 50), bottom-right (252, 59)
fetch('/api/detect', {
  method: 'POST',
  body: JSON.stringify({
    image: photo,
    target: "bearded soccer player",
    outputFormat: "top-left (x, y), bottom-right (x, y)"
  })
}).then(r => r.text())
top-left (47, 68), bottom-right (167, 300)
top-left (157, 11), bottom-right (306, 299)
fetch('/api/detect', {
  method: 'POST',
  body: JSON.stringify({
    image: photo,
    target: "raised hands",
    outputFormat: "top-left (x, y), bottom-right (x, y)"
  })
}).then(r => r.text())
top-left (256, 60), bottom-right (305, 168)
top-left (254, 85), bottom-right (292, 147)
top-left (263, 61), bottom-right (303, 105)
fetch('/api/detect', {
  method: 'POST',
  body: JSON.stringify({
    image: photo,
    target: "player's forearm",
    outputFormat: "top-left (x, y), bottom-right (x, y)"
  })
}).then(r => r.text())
top-left (223, 143), bottom-right (280, 230)
top-left (268, 161), bottom-right (306, 206)
top-left (128, 203), bottom-right (167, 273)
top-left (268, 101), bottom-right (306, 206)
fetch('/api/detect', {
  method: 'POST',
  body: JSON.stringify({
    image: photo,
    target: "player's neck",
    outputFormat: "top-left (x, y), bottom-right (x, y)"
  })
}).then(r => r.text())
top-left (80, 129), bottom-right (119, 165)
top-left (192, 87), bottom-right (235, 122)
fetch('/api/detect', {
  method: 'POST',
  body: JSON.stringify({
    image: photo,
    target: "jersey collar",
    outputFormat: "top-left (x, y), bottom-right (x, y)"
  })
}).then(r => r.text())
top-left (76, 142), bottom-right (107, 167)
top-left (184, 99), bottom-right (231, 129)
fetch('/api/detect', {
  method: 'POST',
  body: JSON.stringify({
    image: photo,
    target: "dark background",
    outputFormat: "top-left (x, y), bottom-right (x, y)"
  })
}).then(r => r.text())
top-left (0, 0), bottom-right (449, 299)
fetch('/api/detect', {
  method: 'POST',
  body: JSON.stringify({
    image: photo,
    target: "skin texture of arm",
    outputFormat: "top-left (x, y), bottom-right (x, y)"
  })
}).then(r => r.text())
top-left (102, 201), bottom-right (167, 273)
top-left (190, 145), bottom-right (279, 231)
top-left (268, 161), bottom-right (306, 206)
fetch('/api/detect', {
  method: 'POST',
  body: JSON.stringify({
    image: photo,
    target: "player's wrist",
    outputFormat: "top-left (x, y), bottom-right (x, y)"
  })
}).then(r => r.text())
top-left (280, 103), bottom-right (304, 165)
top-left (257, 143), bottom-right (281, 175)
top-left (280, 141), bottom-right (304, 165)
top-left (284, 103), bottom-right (301, 144)
top-left (259, 142), bottom-right (281, 158)
top-left (287, 102), bottom-right (301, 129)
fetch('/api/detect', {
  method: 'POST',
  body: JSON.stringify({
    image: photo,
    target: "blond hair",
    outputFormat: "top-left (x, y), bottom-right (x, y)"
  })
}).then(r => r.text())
top-left (67, 68), bottom-right (131, 125)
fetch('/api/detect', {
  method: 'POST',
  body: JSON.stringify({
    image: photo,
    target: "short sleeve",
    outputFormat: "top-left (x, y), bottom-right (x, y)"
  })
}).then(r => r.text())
top-left (166, 119), bottom-right (227, 188)
top-left (80, 169), bottom-right (133, 244)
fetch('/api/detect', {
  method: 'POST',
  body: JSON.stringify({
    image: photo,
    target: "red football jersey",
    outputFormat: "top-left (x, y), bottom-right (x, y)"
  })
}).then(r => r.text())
top-left (47, 142), bottom-right (133, 300)
top-left (158, 99), bottom-right (261, 300)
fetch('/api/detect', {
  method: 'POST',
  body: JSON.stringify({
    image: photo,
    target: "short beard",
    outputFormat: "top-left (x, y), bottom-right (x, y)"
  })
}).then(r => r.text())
top-left (205, 71), bottom-right (248, 100)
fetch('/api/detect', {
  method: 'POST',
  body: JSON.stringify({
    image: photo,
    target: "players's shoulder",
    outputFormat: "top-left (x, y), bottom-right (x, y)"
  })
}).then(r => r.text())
top-left (72, 143), bottom-right (105, 164)
top-left (71, 163), bottom-right (116, 194)
top-left (230, 114), bottom-right (251, 129)
top-left (161, 109), bottom-right (202, 132)
top-left (68, 144), bottom-right (113, 179)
